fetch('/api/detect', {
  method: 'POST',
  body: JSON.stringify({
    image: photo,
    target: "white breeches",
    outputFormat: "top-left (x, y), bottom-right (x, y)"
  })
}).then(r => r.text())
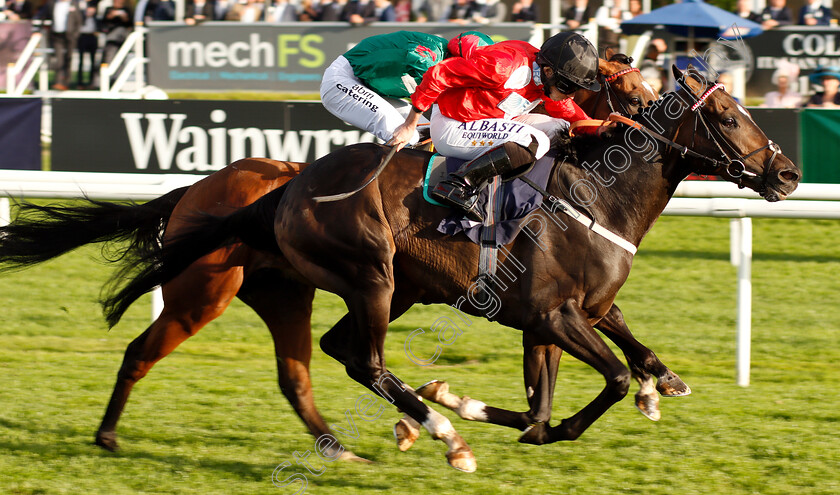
top-left (430, 106), bottom-right (570, 160)
top-left (321, 56), bottom-right (423, 144)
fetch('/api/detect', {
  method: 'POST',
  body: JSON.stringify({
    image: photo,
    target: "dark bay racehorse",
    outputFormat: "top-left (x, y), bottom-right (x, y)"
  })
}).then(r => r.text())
top-left (96, 67), bottom-right (800, 471)
top-left (0, 54), bottom-right (670, 459)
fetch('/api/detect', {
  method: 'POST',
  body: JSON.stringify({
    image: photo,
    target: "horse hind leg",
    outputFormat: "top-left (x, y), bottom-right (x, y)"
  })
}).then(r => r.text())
top-left (237, 272), bottom-right (368, 463)
top-left (96, 313), bottom-right (213, 450)
top-left (96, 258), bottom-right (240, 451)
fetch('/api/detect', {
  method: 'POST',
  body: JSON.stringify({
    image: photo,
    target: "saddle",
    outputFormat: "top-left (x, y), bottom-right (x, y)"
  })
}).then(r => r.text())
top-left (423, 152), bottom-right (556, 246)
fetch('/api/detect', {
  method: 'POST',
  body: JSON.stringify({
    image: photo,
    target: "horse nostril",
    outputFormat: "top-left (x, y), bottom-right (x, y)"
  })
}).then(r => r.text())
top-left (779, 170), bottom-right (799, 182)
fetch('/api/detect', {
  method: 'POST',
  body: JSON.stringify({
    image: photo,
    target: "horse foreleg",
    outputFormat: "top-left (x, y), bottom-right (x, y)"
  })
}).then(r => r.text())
top-left (321, 286), bottom-right (475, 472)
top-left (95, 255), bottom-right (240, 451)
top-left (595, 304), bottom-right (690, 421)
top-left (519, 299), bottom-right (631, 444)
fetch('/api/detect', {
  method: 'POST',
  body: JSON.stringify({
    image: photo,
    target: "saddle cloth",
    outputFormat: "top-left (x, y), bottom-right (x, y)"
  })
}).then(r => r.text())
top-left (423, 152), bottom-right (556, 245)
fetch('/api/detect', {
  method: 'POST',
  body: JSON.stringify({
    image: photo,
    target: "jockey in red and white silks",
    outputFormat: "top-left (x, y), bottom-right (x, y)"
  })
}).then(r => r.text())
top-left (408, 39), bottom-right (599, 160)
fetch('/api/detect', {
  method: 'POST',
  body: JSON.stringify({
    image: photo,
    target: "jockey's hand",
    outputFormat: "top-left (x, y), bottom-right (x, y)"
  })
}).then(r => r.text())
top-left (389, 123), bottom-right (417, 152)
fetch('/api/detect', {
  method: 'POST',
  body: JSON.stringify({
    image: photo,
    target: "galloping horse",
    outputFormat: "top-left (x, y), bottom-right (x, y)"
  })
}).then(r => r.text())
top-left (97, 67), bottom-right (800, 471)
top-left (0, 54), bottom-right (668, 458)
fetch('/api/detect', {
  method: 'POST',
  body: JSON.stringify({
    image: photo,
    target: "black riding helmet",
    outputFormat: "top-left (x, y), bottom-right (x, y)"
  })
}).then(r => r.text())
top-left (536, 32), bottom-right (601, 96)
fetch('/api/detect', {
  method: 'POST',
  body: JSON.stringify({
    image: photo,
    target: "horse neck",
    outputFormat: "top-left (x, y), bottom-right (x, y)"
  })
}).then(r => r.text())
top-left (549, 91), bottom-right (696, 247)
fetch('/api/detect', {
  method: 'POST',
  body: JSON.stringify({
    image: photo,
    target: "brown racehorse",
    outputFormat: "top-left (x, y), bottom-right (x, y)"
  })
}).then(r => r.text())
top-left (96, 67), bottom-right (801, 472)
top-left (0, 54), bottom-right (668, 458)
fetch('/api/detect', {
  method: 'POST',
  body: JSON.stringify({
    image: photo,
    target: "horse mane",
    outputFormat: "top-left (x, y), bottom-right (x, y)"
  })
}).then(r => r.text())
top-left (607, 53), bottom-right (633, 67)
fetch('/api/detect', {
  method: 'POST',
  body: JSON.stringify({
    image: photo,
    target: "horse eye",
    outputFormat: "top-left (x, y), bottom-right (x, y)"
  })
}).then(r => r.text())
top-left (722, 117), bottom-right (736, 127)
top-left (630, 97), bottom-right (641, 106)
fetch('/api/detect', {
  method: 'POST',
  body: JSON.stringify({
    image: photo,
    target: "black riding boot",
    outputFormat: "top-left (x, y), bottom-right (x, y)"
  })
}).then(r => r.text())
top-left (431, 143), bottom-right (533, 222)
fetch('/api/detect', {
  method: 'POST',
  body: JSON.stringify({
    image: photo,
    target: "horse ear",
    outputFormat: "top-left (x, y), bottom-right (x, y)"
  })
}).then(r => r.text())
top-left (671, 64), bottom-right (683, 82)
top-left (605, 46), bottom-right (615, 60)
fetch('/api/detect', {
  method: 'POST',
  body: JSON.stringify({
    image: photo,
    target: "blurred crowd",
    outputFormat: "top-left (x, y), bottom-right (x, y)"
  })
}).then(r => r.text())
top-left (1, 0), bottom-right (839, 104)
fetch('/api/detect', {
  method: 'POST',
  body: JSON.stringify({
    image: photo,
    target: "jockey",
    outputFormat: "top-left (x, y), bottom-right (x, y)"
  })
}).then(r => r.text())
top-left (389, 32), bottom-right (603, 222)
top-left (320, 31), bottom-right (494, 146)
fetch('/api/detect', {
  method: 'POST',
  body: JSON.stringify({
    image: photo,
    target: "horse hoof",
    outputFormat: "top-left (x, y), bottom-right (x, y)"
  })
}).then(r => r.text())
top-left (635, 392), bottom-right (661, 421)
top-left (657, 372), bottom-right (691, 397)
top-left (338, 451), bottom-right (373, 463)
top-left (518, 422), bottom-right (550, 445)
top-left (446, 448), bottom-right (476, 473)
top-left (95, 431), bottom-right (119, 452)
top-left (416, 380), bottom-right (448, 402)
top-left (393, 418), bottom-right (421, 452)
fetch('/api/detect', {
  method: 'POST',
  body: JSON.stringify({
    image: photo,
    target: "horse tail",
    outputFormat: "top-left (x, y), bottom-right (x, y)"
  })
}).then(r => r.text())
top-left (101, 184), bottom-right (287, 328)
top-left (0, 186), bottom-right (188, 273)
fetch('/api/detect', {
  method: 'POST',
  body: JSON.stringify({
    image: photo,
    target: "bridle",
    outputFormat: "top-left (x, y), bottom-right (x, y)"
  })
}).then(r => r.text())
top-left (614, 77), bottom-right (780, 191)
top-left (598, 66), bottom-right (641, 116)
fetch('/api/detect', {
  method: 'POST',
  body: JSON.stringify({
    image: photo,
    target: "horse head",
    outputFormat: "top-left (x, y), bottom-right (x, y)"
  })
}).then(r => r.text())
top-left (575, 48), bottom-right (659, 118)
top-left (670, 65), bottom-right (800, 201)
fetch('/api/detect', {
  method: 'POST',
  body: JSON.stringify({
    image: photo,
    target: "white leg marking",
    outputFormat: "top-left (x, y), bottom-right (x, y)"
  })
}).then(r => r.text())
top-left (457, 397), bottom-right (488, 422)
top-left (422, 410), bottom-right (456, 440)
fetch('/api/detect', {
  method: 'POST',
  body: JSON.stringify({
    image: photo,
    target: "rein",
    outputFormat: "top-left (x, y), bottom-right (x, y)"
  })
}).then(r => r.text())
top-left (603, 81), bottom-right (780, 190)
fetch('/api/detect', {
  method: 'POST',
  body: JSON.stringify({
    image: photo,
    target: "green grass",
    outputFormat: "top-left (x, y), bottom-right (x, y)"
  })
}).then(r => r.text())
top-left (1, 216), bottom-right (838, 494)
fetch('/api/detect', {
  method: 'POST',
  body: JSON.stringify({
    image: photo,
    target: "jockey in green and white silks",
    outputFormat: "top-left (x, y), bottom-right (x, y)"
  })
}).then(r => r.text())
top-left (320, 30), bottom-right (493, 145)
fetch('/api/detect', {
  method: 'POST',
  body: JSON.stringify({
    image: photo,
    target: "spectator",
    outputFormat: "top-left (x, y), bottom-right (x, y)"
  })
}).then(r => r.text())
top-left (38, 0), bottom-right (83, 91)
top-left (299, 0), bottom-right (319, 20)
top-left (805, 65), bottom-right (840, 108)
top-left (76, 0), bottom-right (98, 89)
top-left (717, 72), bottom-right (741, 104)
top-left (215, 0), bottom-right (233, 19)
top-left (733, 0), bottom-right (760, 22)
top-left (448, 0), bottom-right (479, 24)
top-left (99, 0), bottom-right (132, 75)
top-left (473, 0), bottom-right (506, 24)
top-left (756, 0), bottom-right (792, 29)
top-left (627, 0), bottom-right (642, 18)
top-left (641, 65), bottom-right (664, 94)
top-left (270, 0), bottom-right (299, 21)
top-left (373, 0), bottom-right (396, 21)
top-left (6, 0), bottom-right (35, 20)
top-left (341, 0), bottom-right (376, 24)
top-left (762, 61), bottom-right (801, 108)
top-left (228, 0), bottom-right (265, 21)
top-left (511, 0), bottom-right (537, 22)
top-left (185, 0), bottom-right (215, 24)
top-left (133, 0), bottom-right (157, 24)
top-left (393, 0), bottom-right (411, 21)
top-left (563, 0), bottom-right (591, 29)
top-left (317, 0), bottom-right (345, 21)
top-left (799, 0), bottom-right (832, 26)
top-left (153, 0), bottom-right (175, 20)
top-left (415, 0), bottom-right (451, 22)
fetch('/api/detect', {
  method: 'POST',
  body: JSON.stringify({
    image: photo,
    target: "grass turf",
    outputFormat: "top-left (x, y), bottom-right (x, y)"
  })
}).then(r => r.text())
top-left (0, 215), bottom-right (838, 494)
